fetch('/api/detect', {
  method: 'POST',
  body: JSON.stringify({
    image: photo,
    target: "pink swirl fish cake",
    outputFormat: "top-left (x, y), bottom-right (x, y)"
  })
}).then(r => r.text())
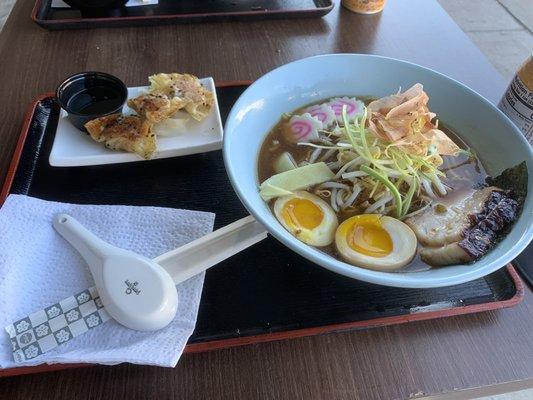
top-left (305, 104), bottom-right (336, 127)
top-left (328, 97), bottom-right (365, 123)
top-left (283, 113), bottom-right (322, 143)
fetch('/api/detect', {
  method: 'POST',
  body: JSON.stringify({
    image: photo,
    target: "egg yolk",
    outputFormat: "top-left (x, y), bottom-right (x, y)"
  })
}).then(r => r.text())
top-left (346, 215), bottom-right (393, 258)
top-left (282, 198), bottom-right (324, 229)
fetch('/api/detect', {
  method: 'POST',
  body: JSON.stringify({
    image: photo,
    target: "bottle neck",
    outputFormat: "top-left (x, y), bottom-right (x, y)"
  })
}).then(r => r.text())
top-left (517, 54), bottom-right (533, 90)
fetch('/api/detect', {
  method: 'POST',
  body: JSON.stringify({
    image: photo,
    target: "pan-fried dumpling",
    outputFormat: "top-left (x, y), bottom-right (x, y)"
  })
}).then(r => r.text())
top-left (127, 92), bottom-right (183, 124)
top-left (149, 73), bottom-right (214, 121)
top-left (84, 114), bottom-right (156, 159)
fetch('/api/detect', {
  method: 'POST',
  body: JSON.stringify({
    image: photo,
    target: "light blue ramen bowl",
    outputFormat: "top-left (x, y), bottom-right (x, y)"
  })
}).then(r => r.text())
top-left (223, 54), bottom-right (533, 288)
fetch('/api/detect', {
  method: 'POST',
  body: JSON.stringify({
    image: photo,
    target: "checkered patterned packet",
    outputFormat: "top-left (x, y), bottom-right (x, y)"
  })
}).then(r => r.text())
top-left (6, 287), bottom-right (110, 362)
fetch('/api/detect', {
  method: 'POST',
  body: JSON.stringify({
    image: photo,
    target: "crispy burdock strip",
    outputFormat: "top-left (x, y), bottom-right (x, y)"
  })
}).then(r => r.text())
top-left (458, 190), bottom-right (518, 259)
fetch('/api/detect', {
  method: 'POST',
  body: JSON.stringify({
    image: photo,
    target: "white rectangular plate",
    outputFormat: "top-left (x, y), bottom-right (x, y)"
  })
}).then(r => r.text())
top-left (49, 77), bottom-right (223, 167)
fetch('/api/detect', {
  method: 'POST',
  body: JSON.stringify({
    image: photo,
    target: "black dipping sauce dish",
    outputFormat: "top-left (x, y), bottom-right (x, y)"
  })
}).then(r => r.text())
top-left (56, 72), bottom-right (128, 131)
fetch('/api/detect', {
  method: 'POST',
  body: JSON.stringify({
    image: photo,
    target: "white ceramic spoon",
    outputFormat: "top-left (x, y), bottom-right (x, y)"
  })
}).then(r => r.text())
top-left (53, 214), bottom-right (267, 331)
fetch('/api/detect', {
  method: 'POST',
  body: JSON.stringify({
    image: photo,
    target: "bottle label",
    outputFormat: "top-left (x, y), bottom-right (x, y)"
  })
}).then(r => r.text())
top-left (498, 74), bottom-right (533, 142)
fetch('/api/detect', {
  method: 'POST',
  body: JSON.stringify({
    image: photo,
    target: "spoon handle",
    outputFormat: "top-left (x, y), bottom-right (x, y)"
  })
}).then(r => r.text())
top-left (52, 213), bottom-right (113, 270)
top-left (154, 216), bottom-right (268, 284)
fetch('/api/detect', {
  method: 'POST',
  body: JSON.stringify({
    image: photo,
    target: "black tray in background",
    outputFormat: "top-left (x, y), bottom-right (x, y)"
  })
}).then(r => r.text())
top-left (6, 85), bottom-right (522, 353)
top-left (32, 0), bottom-right (334, 30)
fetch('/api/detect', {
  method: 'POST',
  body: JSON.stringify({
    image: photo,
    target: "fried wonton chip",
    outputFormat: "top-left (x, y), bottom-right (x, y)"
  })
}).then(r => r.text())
top-left (84, 114), bottom-right (156, 159)
top-left (149, 73), bottom-right (214, 121)
top-left (127, 92), bottom-right (183, 124)
top-left (367, 83), bottom-right (459, 156)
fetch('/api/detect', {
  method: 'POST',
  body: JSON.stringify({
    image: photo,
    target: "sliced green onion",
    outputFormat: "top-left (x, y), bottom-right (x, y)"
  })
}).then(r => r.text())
top-left (401, 178), bottom-right (418, 217)
top-left (361, 165), bottom-right (403, 218)
top-left (342, 106), bottom-right (366, 158)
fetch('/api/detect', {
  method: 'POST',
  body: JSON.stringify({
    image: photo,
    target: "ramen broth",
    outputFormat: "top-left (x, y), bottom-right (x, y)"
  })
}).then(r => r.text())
top-left (257, 99), bottom-right (489, 272)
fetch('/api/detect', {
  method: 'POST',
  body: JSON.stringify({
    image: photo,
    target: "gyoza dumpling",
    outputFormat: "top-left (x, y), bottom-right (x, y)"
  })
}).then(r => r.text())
top-left (149, 73), bottom-right (214, 121)
top-left (127, 92), bottom-right (183, 124)
top-left (84, 114), bottom-right (156, 159)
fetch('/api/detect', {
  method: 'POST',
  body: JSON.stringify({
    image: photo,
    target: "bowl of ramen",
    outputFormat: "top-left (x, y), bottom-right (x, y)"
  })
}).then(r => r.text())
top-left (223, 54), bottom-right (532, 288)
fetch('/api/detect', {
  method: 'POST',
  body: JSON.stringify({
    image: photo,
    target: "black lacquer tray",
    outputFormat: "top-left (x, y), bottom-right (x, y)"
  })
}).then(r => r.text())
top-left (32, 0), bottom-right (334, 30)
top-left (0, 83), bottom-right (523, 377)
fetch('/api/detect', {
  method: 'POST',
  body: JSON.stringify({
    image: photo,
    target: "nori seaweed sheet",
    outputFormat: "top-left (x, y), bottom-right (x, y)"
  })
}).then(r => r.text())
top-left (487, 161), bottom-right (528, 210)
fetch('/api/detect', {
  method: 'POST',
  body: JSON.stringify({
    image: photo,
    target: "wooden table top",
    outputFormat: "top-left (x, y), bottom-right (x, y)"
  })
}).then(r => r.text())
top-left (0, 0), bottom-right (532, 399)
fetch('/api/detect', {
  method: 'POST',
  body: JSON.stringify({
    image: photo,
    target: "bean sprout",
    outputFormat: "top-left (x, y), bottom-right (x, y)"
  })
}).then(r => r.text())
top-left (342, 185), bottom-right (362, 208)
top-left (308, 148), bottom-right (322, 164)
top-left (331, 188), bottom-right (339, 212)
top-left (327, 161), bottom-right (342, 170)
top-left (364, 194), bottom-right (393, 214)
top-left (336, 189), bottom-right (346, 207)
top-left (315, 189), bottom-right (331, 198)
top-left (318, 148), bottom-right (337, 162)
top-left (429, 173), bottom-right (447, 196)
top-left (421, 178), bottom-right (436, 198)
top-left (335, 156), bottom-right (364, 178)
top-left (319, 137), bottom-right (335, 145)
top-left (341, 171), bottom-right (368, 180)
top-left (317, 182), bottom-right (350, 190)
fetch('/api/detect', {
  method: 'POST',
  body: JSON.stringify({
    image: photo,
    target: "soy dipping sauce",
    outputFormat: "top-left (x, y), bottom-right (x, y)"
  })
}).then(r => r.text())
top-left (56, 72), bottom-right (128, 130)
top-left (67, 86), bottom-right (125, 115)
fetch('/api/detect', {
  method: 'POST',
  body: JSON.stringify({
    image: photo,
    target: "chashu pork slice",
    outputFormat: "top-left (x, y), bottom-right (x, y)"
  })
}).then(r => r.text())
top-left (405, 187), bottom-right (496, 247)
top-left (419, 243), bottom-right (471, 267)
top-left (406, 187), bottom-right (519, 267)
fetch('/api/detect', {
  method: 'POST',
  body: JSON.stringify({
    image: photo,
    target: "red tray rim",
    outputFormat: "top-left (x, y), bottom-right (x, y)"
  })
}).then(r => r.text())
top-left (31, 0), bottom-right (334, 27)
top-left (0, 82), bottom-right (524, 378)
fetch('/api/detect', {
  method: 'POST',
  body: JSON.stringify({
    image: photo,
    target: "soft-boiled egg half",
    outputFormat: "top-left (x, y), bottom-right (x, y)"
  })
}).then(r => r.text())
top-left (335, 214), bottom-right (417, 271)
top-left (274, 191), bottom-right (338, 246)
